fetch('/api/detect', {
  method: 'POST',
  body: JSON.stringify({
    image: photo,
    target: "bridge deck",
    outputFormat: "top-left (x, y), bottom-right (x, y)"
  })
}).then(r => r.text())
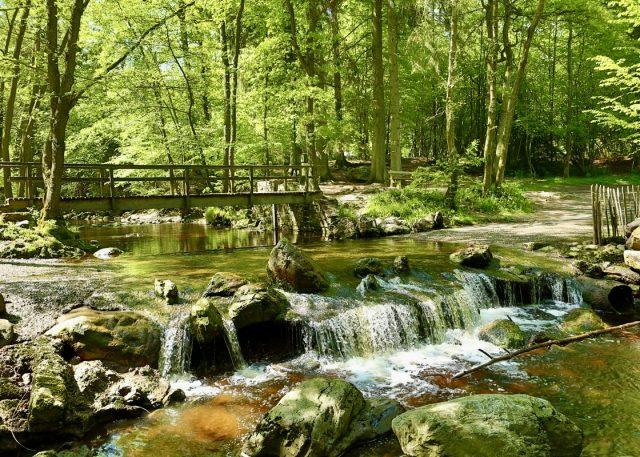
top-left (0, 162), bottom-right (321, 214)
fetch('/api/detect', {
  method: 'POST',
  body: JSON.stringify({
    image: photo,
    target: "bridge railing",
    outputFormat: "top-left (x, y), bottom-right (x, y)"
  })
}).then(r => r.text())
top-left (0, 161), bottom-right (315, 202)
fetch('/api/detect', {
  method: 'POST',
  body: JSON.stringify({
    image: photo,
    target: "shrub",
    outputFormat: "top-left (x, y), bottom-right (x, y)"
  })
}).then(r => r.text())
top-left (204, 207), bottom-right (233, 227)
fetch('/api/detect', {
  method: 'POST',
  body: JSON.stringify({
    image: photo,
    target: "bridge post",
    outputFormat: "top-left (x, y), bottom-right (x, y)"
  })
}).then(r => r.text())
top-left (26, 164), bottom-right (32, 202)
top-left (183, 168), bottom-right (191, 210)
top-left (108, 168), bottom-right (115, 212)
top-left (272, 203), bottom-right (279, 245)
top-left (248, 166), bottom-right (254, 208)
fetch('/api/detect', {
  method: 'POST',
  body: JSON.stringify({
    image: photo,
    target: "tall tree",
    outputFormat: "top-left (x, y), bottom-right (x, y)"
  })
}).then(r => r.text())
top-left (444, 0), bottom-right (459, 209)
top-left (388, 0), bottom-right (401, 173)
top-left (370, 0), bottom-right (386, 183)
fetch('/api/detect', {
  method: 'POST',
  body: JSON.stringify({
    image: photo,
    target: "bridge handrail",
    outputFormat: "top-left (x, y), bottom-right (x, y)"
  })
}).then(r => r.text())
top-left (0, 161), bottom-right (311, 171)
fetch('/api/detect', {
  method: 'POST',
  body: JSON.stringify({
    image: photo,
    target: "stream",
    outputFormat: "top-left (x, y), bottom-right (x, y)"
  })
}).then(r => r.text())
top-left (52, 223), bottom-right (640, 456)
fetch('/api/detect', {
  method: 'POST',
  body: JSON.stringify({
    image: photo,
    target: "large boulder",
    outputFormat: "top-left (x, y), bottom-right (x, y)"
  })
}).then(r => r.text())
top-left (602, 264), bottom-right (640, 285)
top-left (202, 272), bottom-right (248, 298)
top-left (626, 217), bottom-right (640, 238)
top-left (0, 320), bottom-right (15, 348)
top-left (560, 308), bottom-right (607, 335)
top-left (478, 319), bottom-right (526, 349)
top-left (353, 257), bottom-right (384, 278)
top-left (377, 217), bottom-right (411, 236)
top-left (627, 226), bottom-right (640, 250)
top-left (242, 377), bottom-right (404, 457)
top-left (450, 244), bottom-right (493, 269)
top-left (328, 217), bottom-right (358, 240)
top-left (356, 216), bottom-right (381, 238)
top-left (228, 283), bottom-right (290, 329)
top-left (267, 241), bottom-right (329, 293)
top-left (46, 308), bottom-right (161, 368)
top-left (411, 212), bottom-right (444, 233)
top-left (624, 249), bottom-right (640, 272)
top-left (392, 394), bottom-right (583, 457)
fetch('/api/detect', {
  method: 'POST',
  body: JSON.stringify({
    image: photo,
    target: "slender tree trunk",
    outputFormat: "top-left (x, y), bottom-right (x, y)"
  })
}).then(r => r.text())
top-left (482, 0), bottom-right (498, 194)
top-left (494, 0), bottom-right (545, 187)
top-left (444, 0), bottom-right (459, 210)
top-left (387, 0), bottom-right (401, 173)
top-left (230, 0), bottom-right (245, 191)
top-left (330, 0), bottom-right (349, 169)
top-left (0, 9), bottom-right (19, 186)
top-left (370, 0), bottom-right (386, 183)
top-left (563, 24), bottom-right (574, 178)
top-left (221, 20), bottom-right (232, 192)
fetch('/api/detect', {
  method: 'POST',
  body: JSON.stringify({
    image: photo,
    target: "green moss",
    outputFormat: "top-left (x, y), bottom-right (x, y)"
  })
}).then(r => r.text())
top-left (478, 319), bottom-right (527, 349)
top-left (560, 308), bottom-right (607, 335)
top-left (0, 221), bottom-right (95, 259)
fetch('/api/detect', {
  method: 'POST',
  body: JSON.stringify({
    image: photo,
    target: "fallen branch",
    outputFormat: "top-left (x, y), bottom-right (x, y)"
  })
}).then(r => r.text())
top-left (452, 320), bottom-right (640, 380)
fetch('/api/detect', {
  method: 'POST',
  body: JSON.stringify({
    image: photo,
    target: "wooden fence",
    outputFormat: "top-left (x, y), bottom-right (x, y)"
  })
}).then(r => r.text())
top-left (592, 184), bottom-right (640, 244)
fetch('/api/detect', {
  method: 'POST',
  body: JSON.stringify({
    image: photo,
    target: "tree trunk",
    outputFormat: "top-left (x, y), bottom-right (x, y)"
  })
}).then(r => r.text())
top-left (230, 0), bottom-right (245, 191)
top-left (482, 0), bottom-right (498, 194)
top-left (494, 0), bottom-right (545, 188)
top-left (331, 0), bottom-right (349, 169)
top-left (563, 24), bottom-right (574, 178)
top-left (221, 20), bottom-right (232, 192)
top-left (1, 2), bottom-right (29, 199)
top-left (444, 0), bottom-right (459, 210)
top-left (370, 0), bottom-right (386, 183)
top-left (387, 0), bottom-right (401, 173)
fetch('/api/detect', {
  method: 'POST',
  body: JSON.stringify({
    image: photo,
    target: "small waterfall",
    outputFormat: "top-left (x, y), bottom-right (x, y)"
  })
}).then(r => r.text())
top-left (160, 311), bottom-right (192, 378)
top-left (221, 318), bottom-right (247, 370)
top-left (455, 270), bottom-right (501, 308)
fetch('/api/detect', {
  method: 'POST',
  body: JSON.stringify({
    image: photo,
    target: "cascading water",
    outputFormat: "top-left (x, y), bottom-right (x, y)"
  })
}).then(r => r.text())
top-left (159, 311), bottom-right (192, 378)
top-left (221, 317), bottom-right (247, 370)
top-left (288, 270), bottom-right (583, 361)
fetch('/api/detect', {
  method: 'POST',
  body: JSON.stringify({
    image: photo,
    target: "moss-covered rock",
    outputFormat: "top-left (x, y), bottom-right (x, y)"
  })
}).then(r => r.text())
top-left (267, 241), bottom-right (329, 293)
top-left (0, 320), bottom-right (14, 348)
top-left (478, 319), bottom-right (526, 349)
top-left (242, 377), bottom-right (404, 457)
top-left (189, 297), bottom-right (224, 343)
top-left (392, 394), bottom-right (583, 457)
top-left (154, 279), bottom-right (179, 304)
top-left (560, 308), bottom-right (607, 335)
top-left (229, 283), bottom-right (290, 329)
top-left (353, 257), bottom-right (384, 278)
top-left (202, 272), bottom-right (248, 298)
top-left (46, 308), bottom-right (161, 368)
top-left (450, 244), bottom-right (493, 269)
top-left (0, 221), bottom-right (93, 259)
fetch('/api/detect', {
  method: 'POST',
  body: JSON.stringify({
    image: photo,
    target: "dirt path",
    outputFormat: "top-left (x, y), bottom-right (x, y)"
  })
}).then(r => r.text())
top-left (419, 186), bottom-right (593, 247)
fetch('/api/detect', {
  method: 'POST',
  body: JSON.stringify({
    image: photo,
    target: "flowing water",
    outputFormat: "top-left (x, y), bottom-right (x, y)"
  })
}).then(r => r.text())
top-left (221, 317), bottom-right (248, 370)
top-left (159, 310), bottom-right (192, 378)
top-left (67, 223), bottom-right (640, 456)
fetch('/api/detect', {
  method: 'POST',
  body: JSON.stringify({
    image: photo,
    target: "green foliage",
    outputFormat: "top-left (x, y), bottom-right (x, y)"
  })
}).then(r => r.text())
top-left (364, 180), bottom-right (533, 224)
top-left (204, 207), bottom-right (233, 227)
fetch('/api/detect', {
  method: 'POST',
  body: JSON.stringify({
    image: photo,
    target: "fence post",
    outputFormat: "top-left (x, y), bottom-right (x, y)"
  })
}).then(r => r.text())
top-left (26, 164), bottom-right (32, 201)
top-left (304, 166), bottom-right (310, 194)
top-left (183, 168), bottom-right (190, 210)
top-left (272, 203), bottom-right (279, 245)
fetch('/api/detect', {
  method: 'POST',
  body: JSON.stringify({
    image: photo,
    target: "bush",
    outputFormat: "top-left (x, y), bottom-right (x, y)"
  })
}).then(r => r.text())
top-left (204, 207), bottom-right (233, 227)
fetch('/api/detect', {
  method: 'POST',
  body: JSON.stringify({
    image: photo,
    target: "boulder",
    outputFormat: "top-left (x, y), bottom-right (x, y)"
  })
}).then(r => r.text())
top-left (627, 227), bottom-right (640, 250)
top-left (392, 394), bottom-right (583, 457)
top-left (560, 308), bottom-right (607, 335)
top-left (267, 241), bottom-right (329, 293)
top-left (93, 247), bottom-right (123, 259)
top-left (0, 293), bottom-right (6, 315)
top-left (602, 264), bottom-right (640, 285)
top-left (573, 260), bottom-right (604, 278)
top-left (626, 217), bottom-right (640, 238)
top-left (393, 255), bottom-right (410, 273)
top-left (624, 250), bottom-right (640, 272)
top-left (190, 297), bottom-right (224, 343)
top-left (354, 257), bottom-right (384, 278)
top-left (242, 377), bottom-right (404, 457)
top-left (378, 217), bottom-right (411, 236)
top-left (357, 274), bottom-right (381, 293)
top-left (202, 272), bottom-right (248, 298)
top-left (478, 319), bottom-right (526, 349)
top-left (411, 212), bottom-right (444, 233)
top-left (154, 279), bottom-right (179, 304)
top-left (328, 217), bottom-right (358, 240)
top-left (228, 283), bottom-right (290, 329)
top-left (356, 216), bottom-right (381, 238)
top-left (0, 320), bottom-right (15, 348)
top-left (46, 308), bottom-right (161, 368)
top-left (523, 241), bottom-right (548, 252)
top-left (450, 244), bottom-right (493, 269)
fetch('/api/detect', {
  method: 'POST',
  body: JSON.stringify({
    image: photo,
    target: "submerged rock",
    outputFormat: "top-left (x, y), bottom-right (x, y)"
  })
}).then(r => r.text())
top-left (393, 255), bottom-right (410, 273)
top-left (242, 377), bottom-right (404, 457)
top-left (93, 247), bottom-right (123, 259)
top-left (560, 308), bottom-right (607, 335)
top-left (46, 307), bottom-right (161, 368)
top-left (267, 241), bottom-right (329, 293)
top-left (202, 272), bottom-right (248, 298)
top-left (154, 279), bottom-right (179, 304)
top-left (353, 257), bottom-right (384, 278)
top-left (450, 244), bottom-right (493, 269)
top-left (478, 319), bottom-right (526, 349)
top-left (392, 394), bottom-right (583, 457)
top-left (359, 274), bottom-right (381, 292)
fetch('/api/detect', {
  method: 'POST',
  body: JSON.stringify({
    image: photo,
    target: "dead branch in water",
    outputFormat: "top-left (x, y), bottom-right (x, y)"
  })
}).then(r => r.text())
top-left (452, 320), bottom-right (640, 380)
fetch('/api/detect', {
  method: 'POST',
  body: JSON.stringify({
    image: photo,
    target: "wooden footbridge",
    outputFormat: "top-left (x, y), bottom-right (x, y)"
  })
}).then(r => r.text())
top-left (0, 161), bottom-right (322, 214)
